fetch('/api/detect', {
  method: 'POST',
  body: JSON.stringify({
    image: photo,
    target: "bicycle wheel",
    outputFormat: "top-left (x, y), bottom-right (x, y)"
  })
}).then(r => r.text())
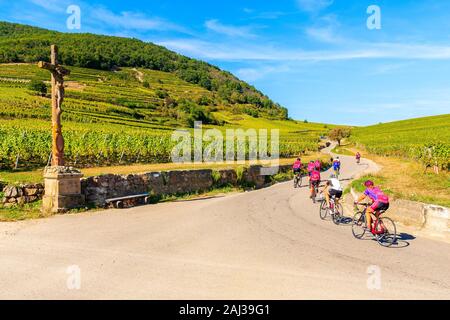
top-left (332, 204), bottom-right (343, 225)
top-left (376, 217), bottom-right (397, 247)
top-left (319, 200), bottom-right (328, 220)
top-left (351, 211), bottom-right (366, 239)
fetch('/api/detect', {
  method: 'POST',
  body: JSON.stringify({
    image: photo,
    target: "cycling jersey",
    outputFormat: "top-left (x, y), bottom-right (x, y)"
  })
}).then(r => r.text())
top-left (292, 160), bottom-right (302, 170)
top-left (329, 178), bottom-right (342, 191)
top-left (314, 160), bottom-right (321, 170)
top-left (333, 160), bottom-right (341, 169)
top-left (364, 187), bottom-right (389, 203)
top-left (310, 170), bottom-right (321, 181)
top-left (307, 163), bottom-right (315, 172)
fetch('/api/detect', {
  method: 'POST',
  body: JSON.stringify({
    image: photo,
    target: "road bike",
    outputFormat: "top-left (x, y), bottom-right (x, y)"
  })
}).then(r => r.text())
top-left (352, 203), bottom-right (397, 247)
top-left (319, 194), bottom-right (343, 225)
top-left (293, 171), bottom-right (302, 188)
top-left (310, 180), bottom-right (320, 203)
top-left (333, 167), bottom-right (340, 178)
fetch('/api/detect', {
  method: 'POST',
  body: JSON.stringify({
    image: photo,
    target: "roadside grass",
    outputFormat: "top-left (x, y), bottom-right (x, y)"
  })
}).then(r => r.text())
top-left (342, 146), bottom-right (450, 207)
top-left (0, 153), bottom-right (329, 185)
top-left (0, 200), bottom-right (48, 221)
top-left (159, 185), bottom-right (242, 203)
top-left (331, 144), bottom-right (354, 156)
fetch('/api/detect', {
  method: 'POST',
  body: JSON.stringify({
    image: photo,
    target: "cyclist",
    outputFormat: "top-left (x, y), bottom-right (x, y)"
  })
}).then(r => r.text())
top-left (292, 158), bottom-right (302, 186)
top-left (356, 152), bottom-right (361, 164)
top-left (314, 159), bottom-right (321, 170)
top-left (354, 180), bottom-right (390, 230)
top-left (307, 161), bottom-right (315, 177)
top-left (321, 174), bottom-right (342, 212)
top-left (332, 157), bottom-right (341, 176)
top-left (309, 168), bottom-right (321, 199)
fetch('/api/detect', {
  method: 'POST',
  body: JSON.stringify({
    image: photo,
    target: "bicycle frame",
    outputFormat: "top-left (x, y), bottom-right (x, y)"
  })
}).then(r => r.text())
top-left (360, 206), bottom-right (386, 235)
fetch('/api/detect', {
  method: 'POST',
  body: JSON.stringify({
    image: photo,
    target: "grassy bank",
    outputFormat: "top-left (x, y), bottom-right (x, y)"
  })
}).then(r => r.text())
top-left (337, 145), bottom-right (450, 208)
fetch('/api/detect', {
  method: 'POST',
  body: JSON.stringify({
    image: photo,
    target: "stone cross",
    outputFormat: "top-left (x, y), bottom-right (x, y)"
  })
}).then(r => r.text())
top-left (38, 45), bottom-right (70, 167)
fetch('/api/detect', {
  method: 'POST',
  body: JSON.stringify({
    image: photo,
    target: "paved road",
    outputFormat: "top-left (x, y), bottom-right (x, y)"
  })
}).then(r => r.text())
top-left (1, 153), bottom-right (450, 299)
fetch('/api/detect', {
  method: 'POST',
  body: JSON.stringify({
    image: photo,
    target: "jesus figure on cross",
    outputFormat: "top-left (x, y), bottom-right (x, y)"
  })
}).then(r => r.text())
top-left (38, 45), bottom-right (70, 167)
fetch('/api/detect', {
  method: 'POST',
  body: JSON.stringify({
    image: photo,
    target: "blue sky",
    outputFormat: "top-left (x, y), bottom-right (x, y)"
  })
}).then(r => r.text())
top-left (1, 0), bottom-right (450, 125)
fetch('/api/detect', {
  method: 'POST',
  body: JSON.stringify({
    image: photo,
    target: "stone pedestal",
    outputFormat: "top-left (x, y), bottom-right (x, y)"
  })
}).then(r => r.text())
top-left (42, 166), bottom-right (85, 213)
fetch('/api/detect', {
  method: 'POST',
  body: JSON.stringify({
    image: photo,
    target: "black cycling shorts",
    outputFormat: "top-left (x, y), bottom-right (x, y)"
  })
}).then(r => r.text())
top-left (328, 189), bottom-right (343, 199)
top-left (293, 168), bottom-right (301, 174)
top-left (372, 201), bottom-right (390, 212)
top-left (310, 180), bottom-right (320, 188)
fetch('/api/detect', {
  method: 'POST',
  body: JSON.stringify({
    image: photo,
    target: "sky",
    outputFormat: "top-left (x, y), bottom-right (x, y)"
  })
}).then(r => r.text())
top-left (1, 0), bottom-right (450, 125)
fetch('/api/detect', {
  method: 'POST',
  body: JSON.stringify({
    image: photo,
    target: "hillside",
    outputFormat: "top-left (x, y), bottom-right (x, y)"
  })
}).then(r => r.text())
top-left (0, 21), bottom-right (287, 120)
top-left (350, 114), bottom-right (450, 170)
top-left (0, 63), bottom-right (328, 169)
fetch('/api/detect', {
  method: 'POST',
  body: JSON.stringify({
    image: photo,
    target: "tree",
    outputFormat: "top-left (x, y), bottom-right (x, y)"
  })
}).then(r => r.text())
top-left (28, 79), bottom-right (47, 96)
top-left (329, 127), bottom-right (351, 146)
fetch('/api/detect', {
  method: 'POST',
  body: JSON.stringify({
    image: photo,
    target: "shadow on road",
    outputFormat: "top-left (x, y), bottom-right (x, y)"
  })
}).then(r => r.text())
top-left (388, 233), bottom-right (416, 249)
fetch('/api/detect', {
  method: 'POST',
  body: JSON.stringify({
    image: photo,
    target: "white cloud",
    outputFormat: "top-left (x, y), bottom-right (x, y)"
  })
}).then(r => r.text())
top-left (205, 19), bottom-right (256, 38)
top-left (91, 8), bottom-right (183, 32)
top-left (28, 0), bottom-right (68, 13)
top-left (305, 27), bottom-right (341, 43)
top-left (236, 65), bottom-right (291, 81)
top-left (297, 0), bottom-right (334, 13)
top-left (157, 38), bottom-right (450, 62)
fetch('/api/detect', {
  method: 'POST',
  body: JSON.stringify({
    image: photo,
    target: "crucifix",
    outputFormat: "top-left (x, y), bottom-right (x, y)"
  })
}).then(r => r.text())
top-left (38, 45), bottom-right (70, 167)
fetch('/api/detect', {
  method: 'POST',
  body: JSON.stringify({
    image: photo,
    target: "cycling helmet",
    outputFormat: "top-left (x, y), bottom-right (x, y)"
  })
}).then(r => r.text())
top-left (364, 180), bottom-right (374, 187)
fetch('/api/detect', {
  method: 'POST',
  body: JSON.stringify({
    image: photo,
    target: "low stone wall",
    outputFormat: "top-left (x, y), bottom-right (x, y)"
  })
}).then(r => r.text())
top-left (81, 165), bottom-right (286, 207)
top-left (0, 161), bottom-right (315, 209)
top-left (1, 184), bottom-right (45, 207)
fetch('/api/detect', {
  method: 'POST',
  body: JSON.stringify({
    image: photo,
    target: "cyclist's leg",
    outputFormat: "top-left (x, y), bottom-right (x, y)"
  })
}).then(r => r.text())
top-left (334, 190), bottom-right (343, 207)
top-left (325, 190), bottom-right (331, 208)
top-left (366, 202), bottom-right (379, 229)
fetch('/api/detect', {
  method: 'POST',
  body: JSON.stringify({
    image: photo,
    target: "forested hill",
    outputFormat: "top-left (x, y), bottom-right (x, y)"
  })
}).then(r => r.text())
top-left (0, 21), bottom-right (287, 119)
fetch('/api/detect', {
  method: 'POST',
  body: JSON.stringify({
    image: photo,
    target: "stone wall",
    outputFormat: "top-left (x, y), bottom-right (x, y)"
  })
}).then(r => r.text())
top-left (0, 161), bottom-right (318, 209)
top-left (80, 165), bottom-right (289, 207)
top-left (2, 184), bottom-right (45, 207)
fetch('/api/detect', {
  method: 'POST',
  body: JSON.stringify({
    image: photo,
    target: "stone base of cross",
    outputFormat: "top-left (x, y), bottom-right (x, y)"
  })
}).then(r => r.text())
top-left (39, 45), bottom-right (85, 213)
top-left (42, 166), bottom-right (85, 213)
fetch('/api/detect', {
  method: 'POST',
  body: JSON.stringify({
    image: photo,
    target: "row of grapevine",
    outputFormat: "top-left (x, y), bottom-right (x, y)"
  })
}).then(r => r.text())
top-left (0, 125), bottom-right (319, 169)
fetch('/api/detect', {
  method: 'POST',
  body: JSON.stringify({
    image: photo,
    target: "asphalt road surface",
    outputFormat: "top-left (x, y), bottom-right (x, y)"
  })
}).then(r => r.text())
top-left (1, 153), bottom-right (450, 299)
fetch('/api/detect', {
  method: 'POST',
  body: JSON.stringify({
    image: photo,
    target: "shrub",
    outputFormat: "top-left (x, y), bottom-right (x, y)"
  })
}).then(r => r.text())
top-left (28, 79), bottom-right (47, 96)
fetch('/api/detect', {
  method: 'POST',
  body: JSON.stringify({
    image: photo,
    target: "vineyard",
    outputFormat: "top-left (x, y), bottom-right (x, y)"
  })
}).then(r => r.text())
top-left (0, 118), bottom-right (324, 169)
top-left (350, 114), bottom-right (450, 170)
top-left (0, 63), bottom-right (327, 170)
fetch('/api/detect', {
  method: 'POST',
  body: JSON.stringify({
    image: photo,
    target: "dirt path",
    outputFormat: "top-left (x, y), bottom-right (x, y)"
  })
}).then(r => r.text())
top-left (1, 151), bottom-right (450, 299)
top-left (133, 68), bottom-right (144, 83)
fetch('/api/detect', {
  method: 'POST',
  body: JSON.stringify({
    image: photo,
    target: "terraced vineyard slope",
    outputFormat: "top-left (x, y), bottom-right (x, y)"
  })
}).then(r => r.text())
top-left (350, 114), bottom-right (450, 170)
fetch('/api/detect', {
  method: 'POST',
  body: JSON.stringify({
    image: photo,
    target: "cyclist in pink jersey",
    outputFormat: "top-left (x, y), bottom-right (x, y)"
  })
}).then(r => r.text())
top-left (355, 180), bottom-right (390, 229)
top-left (292, 158), bottom-right (302, 175)
top-left (314, 159), bottom-right (321, 170)
top-left (309, 168), bottom-right (321, 199)
top-left (307, 161), bottom-right (315, 177)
